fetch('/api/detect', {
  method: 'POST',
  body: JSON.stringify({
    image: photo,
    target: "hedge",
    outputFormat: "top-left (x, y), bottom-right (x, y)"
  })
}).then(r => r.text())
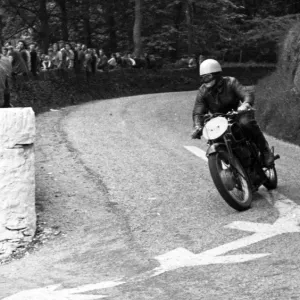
top-left (12, 66), bottom-right (275, 115)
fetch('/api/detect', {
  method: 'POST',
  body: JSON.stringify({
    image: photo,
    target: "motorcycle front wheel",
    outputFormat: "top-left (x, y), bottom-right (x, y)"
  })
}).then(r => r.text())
top-left (263, 166), bottom-right (278, 190)
top-left (208, 150), bottom-right (252, 211)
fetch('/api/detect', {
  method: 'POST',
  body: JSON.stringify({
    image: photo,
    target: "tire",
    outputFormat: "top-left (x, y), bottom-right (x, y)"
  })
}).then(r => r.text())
top-left (208, 150), bottom-right (253, 211)
top-left (263, 166), bottom-right (278, 190)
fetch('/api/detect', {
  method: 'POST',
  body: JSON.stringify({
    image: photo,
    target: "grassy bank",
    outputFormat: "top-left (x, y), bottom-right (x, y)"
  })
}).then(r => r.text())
top-left (255, 68), bottom-right (300, 146)
top-left (13, 66), bottom-right (275, 115)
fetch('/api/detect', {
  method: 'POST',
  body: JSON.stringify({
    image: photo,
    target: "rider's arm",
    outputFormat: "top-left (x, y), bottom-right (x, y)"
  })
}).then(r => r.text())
top-left (192, 85), bottom-right (208, 128)
top-left (231, 77), bottom-right (254, 106)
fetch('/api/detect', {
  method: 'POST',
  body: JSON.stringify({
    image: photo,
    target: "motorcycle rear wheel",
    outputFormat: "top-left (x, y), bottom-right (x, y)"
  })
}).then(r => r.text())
top-left (208, 150), bottom-right (252, 211)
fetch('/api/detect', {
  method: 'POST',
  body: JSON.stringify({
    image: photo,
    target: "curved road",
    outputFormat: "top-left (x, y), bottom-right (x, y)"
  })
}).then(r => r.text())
top-left (2, 91), bottom-right (300, 299)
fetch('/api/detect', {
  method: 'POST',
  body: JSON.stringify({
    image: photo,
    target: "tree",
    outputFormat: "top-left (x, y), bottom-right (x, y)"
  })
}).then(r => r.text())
top-left (185, 0), bottom-right (195, 56)
top-left (55, 0), bottom-right (69, 41)
top-left (133, 0), bottom-right (143, 56)
top-left (2, 0), bottom-right (51, 52)
top-left (39, 0), bottom-right (50, 51)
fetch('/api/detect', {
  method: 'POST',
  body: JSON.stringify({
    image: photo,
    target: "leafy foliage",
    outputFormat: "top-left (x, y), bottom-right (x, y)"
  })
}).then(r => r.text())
top-left (0, 0), bottom-right (299, 61)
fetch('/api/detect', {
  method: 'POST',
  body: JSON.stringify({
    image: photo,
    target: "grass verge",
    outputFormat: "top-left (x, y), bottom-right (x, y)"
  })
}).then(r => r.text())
top-left (255, 67), bottom-right (300, 146)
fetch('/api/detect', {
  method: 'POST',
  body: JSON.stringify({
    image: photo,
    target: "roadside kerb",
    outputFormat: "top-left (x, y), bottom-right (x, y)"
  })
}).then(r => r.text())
top-left (0, 108), bottom-right (36, 260)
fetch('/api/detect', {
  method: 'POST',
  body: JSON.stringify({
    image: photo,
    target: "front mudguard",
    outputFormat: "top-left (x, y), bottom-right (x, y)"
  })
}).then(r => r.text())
top-left (206, 143), bottom-right (227, 157)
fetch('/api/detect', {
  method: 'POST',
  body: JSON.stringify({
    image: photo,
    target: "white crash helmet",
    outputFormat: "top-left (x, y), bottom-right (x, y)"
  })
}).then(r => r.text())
top-left (199, 59), bottom-right (222, 76)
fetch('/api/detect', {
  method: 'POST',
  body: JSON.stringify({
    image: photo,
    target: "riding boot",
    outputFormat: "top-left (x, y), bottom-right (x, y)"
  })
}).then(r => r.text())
top-left (255, 132), bottom-right (274, 167)
top-left (239, 117), bottom-right (274, 167)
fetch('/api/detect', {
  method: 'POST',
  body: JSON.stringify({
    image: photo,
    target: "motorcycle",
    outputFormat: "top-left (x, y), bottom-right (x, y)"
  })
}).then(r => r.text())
top-left (202, 109), bottom-right (280, 211)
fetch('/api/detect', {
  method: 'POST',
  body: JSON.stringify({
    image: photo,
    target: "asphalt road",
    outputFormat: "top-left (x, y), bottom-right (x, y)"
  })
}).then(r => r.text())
top-left (1, 91), bottom-right (300, 299)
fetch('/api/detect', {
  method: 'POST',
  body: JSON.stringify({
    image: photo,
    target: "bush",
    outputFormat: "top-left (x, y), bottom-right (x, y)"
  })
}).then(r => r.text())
top-left (253, 21), bottom-right (300, 146)
top-left (255, 69), bottom-right (300, 145)
top-left (12, 67), bottom-right (275, 115)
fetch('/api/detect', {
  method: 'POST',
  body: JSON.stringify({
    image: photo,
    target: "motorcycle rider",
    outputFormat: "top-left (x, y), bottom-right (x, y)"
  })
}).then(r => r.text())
top-left (191, 59), bottom-right (274, 167)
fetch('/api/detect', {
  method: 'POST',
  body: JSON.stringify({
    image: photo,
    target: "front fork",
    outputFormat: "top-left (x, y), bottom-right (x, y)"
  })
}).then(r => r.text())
top-left (206, 136), bottom-right (235, 164)
top-left (206, 137), bottom-right (249, 190)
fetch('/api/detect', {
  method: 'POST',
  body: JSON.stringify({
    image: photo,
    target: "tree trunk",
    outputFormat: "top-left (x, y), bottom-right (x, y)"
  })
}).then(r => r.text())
top-left (133, 0), bottom-right (143, 57)
top-left (56, 0), bottom-right (69, 41)
top-left (106, 2), bottom-right (117, 53)
top-left (172, 1), bottom-right (183, 60)
top-left (83, 0), bottom-right (91, 47)
top-left (186, 0), bottom-right (194, 56)
top-left (39, 0), bottom-right (50, 53)
top-left (0, 15), bottom-right (3, 46)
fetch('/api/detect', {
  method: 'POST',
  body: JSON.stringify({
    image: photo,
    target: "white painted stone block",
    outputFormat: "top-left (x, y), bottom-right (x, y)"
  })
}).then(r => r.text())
top-left (0, 107), bottom-right (36, 259)
top-left (0, 108), bottom-right (35, 149)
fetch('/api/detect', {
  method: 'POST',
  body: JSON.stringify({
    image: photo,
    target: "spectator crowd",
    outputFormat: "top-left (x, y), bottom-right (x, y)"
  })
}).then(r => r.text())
top-left (1, 40), bottom-right (162, 79)
top-left (0, 39), bottom-right (200, 107)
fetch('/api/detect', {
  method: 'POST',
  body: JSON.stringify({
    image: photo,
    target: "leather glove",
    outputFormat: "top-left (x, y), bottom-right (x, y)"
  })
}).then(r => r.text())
top-left (191, 126), bottom-right (202, 139)
top-left (238, 102), bottom-right (252, 111)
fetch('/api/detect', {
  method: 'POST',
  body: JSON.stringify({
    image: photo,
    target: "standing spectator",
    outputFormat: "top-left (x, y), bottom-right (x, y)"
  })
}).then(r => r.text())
top-left (128, 53), bottom-right (136, 67)
top-left (0, 51), bottom-right (12, 107)
top-left (65, 43), bottom-right (75, 69)
top-left (48, 48), bottom-right (56, 69)
top-left (7, 46), bottom-right (28, 76)
top-left (115, 52), bottom-right (123, 66)
top-left (4, 41), bottom-right (11, 48)
top-left (52, 43), bottom-right (59, 54)
top-left (71, 42), bottom-right (79, 70)
top-left (74, 43), bottom-right (81, 72)
top-left (83, 48), bottom-right (93, 79)
top-left (188, 54), bottom-right (197, 68)
top-left (7, 45), bottom-right (28, 104)
top-left (2, 47), bottom-right (8, 56)
top-left (51, 43), bottom-right (60, 68)
top-left (107, 53), bottom-right (117, 69)
top-left (17, 40), bottom-right (31, 72)
top-left (121, 53), bottom-right (132, 68)
top-left (97, 49), bottom-right (108, 71)
top-left (36, 48), bottom-right (43, 70)
top-left (42, 55), bottom-right (52, 70)
top-left (76, 43), bottom-right (85, 72)
top-left (57, 41), bottom-right (67, 70)
top-left (29, 42), bottom-right (38, 76)
top-left (91, 48), bottom-right (98, 74)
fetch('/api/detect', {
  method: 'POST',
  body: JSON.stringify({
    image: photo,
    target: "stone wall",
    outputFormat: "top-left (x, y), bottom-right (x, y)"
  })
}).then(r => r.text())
top-left (0, 108), bottom-right (36, 259)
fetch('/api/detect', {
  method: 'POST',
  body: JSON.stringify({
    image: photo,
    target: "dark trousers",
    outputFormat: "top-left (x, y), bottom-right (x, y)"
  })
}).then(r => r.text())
top-left (2, 77), bottom-right (11, 108)
top-left (238, 111), bottom-right (268, 152)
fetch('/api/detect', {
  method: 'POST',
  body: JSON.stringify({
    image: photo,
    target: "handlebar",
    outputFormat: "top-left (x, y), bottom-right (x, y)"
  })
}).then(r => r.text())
top-left (203, 108), bottom-right (255, 122)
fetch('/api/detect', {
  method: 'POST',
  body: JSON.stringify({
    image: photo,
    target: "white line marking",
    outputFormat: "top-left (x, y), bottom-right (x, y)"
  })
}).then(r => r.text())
top-left (2, 281), bottom-right (125, 300)
top-left (184, 146), bottom-right (208, 162)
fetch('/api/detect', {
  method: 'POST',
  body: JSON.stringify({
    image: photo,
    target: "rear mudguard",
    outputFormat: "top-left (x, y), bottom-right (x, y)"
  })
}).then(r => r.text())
top-left (206, 143), bottom-right (227, 157)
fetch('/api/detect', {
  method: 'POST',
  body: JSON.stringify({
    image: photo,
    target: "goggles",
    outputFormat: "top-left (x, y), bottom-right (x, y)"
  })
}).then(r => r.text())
top-left (201, 73), bottom-right (215, 84)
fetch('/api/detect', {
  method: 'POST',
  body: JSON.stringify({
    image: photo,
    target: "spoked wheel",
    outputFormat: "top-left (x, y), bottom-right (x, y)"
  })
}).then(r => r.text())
top-left (208, 150), bottom-right (252, 211)
top-left (263, 166), bottom-right (278, 190)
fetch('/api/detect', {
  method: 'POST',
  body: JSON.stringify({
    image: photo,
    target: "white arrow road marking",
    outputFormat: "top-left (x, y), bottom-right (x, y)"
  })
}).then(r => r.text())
top-left (184, 146), bottom-right (208, 162)
top-left (138, 146), bottom-right (300, 277)
top-left (151, 248), bottom-right (268, 277)
top-left (151, 190), bottom-right (300, 277)
top-left (2, 281), bottom-right (125, 300)
top-left (3, 146), bottom-right (299, 298)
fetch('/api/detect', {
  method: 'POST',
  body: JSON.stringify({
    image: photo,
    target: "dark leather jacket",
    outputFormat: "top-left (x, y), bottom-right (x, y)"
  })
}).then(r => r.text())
top-left (192, 76), bottom-right (254, 127)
